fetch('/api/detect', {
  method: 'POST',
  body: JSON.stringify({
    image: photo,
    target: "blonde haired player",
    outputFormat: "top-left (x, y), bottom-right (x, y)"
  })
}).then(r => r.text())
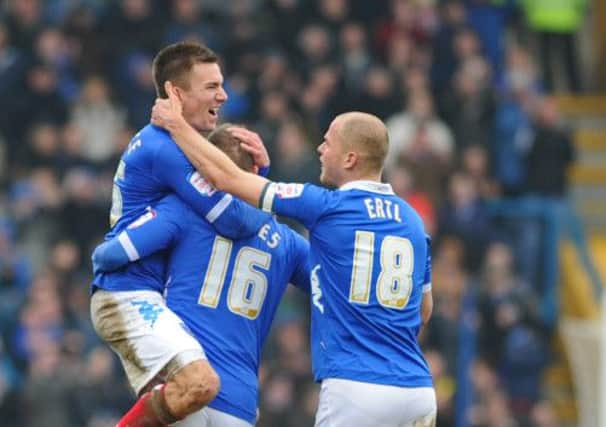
top-left (150, 83), bottom-right (437, 427)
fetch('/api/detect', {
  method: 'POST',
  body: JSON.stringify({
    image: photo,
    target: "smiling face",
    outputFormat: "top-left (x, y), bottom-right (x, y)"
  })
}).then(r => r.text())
top-left (152, 42), bottom-right (228, 133)
top-left (178, 62), bottom-right (227, 133)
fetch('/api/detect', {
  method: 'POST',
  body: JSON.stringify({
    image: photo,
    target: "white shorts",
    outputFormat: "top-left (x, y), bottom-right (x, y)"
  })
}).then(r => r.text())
top-left (314, 378), bottom-right (436, 427)
top-left (90, 289), bottom-right (205, 395)
top-left (171, 407), bottom-right (254, 427)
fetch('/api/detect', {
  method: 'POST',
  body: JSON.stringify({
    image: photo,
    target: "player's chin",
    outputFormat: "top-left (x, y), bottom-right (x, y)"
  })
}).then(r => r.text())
top-left (319, 172), bottom-right (329, 186)
top-left (199, 116), bottom-right (218, 132)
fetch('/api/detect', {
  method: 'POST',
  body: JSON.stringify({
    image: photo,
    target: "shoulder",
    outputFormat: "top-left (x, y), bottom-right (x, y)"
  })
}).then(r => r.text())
top-left (139, 124), bottom-right (172, 142)
top-left (154, 193), bottom-right (188, 213)
top-left (137, 125), bottom-right (179, 155)
top-left (273, 221), bottom-right (309, 254)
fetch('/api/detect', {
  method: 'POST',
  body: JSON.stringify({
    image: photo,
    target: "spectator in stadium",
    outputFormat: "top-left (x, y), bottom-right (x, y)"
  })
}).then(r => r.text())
top-left (389, 164), bottom-right (437, 235)
top-left (385, 89), bottom-right (454, 173)
top-left (431, 0), bottom-right (468, 94)
top-left (71, 75), bottom-right (126, 164)
top-left (525, 96), bottom-right (575, 197)
top-left (440, 56), bottom-right (496, 153)
top-left (270, 120), bottom-right (321, 185)
top-left (478, 242), bottom-right (547, 410)
top-left (438, 171), bottom-right (494, 271)
top-left (351, 66), bottom-right (401, 120)
top-left (339, 22), bottom-right (371, 97)
top-left (521, 0), bottom-right (587, 92)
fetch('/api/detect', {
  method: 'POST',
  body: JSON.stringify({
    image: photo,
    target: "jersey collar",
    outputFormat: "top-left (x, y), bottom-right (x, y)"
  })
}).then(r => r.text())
top-left (339, 180), bottom-right (395, 195)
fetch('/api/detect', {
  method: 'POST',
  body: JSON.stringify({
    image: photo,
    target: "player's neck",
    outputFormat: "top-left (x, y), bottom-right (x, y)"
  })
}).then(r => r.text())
top-left (339, 171), bottom-right (382, 187)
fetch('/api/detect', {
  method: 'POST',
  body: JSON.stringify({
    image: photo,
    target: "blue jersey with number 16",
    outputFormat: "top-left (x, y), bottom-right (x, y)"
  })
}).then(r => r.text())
top-left (94, 194), bottom-right (310, 425)
top-left (259, 180), bottom-right (432, 388)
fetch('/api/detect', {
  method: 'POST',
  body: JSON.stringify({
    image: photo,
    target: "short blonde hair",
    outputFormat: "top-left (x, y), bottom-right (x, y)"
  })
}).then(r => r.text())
top-left (337, 112), bottom-right (389, 174)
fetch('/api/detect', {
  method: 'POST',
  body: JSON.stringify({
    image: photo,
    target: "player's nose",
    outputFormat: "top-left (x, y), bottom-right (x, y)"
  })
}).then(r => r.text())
top-left (217, 87), bottom-right (228, 103)
top-left (317, 143), bottom-right (324, 156)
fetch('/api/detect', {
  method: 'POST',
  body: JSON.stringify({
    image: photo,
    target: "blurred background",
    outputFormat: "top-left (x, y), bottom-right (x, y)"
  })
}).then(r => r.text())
top-left (0, 0), bottom-right (605, 426)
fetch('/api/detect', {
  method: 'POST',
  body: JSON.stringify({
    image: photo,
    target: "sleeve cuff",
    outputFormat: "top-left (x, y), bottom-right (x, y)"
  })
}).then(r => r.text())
top-left (118, 231), bottom-right (140, 261)
top-left (259, 182), bottom-right (276, 213)
top-left (206, 194), bottom-right (233, 223)
top-left (422, 282), bottom-right (432, 294)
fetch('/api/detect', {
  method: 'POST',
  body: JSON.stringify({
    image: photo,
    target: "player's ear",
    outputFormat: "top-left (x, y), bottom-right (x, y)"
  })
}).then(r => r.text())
top-left (165, 81), bottom-right (183, 102)
top-left (343, 151), bottom-right (358, 170)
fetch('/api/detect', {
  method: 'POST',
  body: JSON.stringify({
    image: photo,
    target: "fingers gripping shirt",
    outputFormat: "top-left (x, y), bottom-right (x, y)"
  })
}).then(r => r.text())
top-left (259, 180), bottom-right (433, 388)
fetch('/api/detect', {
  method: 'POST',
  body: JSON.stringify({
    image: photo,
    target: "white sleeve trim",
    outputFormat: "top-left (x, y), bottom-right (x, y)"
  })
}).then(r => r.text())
top-left (118, 231), bottom-right (140, 261)
top-left (205, 194), bottom-right (233, 223)
top-left (261, 183), bottom-right (278, 213)
top-left (422, 282), bottom-right (432, 293)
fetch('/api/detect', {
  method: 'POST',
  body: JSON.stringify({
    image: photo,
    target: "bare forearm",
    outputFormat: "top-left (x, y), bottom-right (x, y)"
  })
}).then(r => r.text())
top-left (421, 293), bottom-right (433, 325)
top-left (167, 119), bottom-right (269, 206)
top-left (166, 119), bottom-right (236, 185)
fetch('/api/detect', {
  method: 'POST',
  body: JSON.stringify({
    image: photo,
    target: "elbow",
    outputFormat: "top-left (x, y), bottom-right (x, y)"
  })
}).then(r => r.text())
top-left (421, 309), bottom-right (432, 326)
top-left (91, 245), bottom-right (107, 275)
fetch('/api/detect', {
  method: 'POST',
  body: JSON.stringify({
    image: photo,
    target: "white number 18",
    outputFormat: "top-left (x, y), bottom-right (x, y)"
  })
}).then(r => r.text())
top-left (349, 231), bottom-right (414, 310)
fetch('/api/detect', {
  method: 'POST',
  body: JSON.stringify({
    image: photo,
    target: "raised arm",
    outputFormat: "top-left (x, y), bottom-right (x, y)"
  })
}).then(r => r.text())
top-left (152, 81), bottom-right (268, 207)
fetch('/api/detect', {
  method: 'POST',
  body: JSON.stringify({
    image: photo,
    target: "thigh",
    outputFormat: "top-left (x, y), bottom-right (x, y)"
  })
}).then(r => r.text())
top-left (207, 407), bottom-right (254, 427)
top-left (314, 379), bottom-right (436, 427)
top-left (90, 290), bottom-right (204, 395)
top-left (406, 411), bottom-right (437, 427)
top-left (173, 408), bottom-right (253, 427)
top-left (170, 407), bottom-right (210, 427)
top-left (314, 379), bottom-right (393, 427)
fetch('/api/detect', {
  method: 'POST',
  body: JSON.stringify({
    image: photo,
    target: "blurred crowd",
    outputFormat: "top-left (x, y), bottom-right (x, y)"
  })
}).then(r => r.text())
top-left (0, 0), bottom-right (585, 426)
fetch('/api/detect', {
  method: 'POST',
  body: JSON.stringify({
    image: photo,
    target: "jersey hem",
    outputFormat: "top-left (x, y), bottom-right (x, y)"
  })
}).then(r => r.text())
top-left (315, 371), bottom-right (433, 388)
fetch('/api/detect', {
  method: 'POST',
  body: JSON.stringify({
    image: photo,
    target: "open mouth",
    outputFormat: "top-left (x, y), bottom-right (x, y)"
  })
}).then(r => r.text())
top-left (208, 107), bottom-right (219, 118)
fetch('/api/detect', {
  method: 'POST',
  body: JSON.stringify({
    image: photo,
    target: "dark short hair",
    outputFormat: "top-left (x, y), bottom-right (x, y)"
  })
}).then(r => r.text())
top-left (207, 124), bottom-right (254, 172)
top-left (152, 42), bottom-right (218, 98)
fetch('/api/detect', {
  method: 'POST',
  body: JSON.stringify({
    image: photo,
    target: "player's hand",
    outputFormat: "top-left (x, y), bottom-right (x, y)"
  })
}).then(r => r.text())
top-left (151, 81), bottom-right (185, 131)
top-left (229, 127), bottom-right (271, 170)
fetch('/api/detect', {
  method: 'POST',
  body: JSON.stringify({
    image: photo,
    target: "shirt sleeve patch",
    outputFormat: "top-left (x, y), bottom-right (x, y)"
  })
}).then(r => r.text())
top-left (188, 171), bottom-right (217, 196)
top-left (127, 208), bottom-right (157, 229)
top-left (274, 183), bottom-right (304, 199)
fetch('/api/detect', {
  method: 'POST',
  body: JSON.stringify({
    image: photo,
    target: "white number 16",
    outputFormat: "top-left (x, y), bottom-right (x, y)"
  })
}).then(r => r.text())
top-left (198, 237), bottom-right (271, 319)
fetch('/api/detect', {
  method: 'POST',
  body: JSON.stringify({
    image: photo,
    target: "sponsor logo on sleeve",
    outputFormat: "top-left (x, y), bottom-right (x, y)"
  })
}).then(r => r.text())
top-left (275, 183), bottom-right (304, 199)
top-left (127, 208), bottom-right (156, 229)
top-left (188, 171), bottom-right (217, 196)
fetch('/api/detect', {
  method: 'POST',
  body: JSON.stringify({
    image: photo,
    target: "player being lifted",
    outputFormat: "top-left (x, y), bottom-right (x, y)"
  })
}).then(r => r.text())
top-left (152, 83), bottom-right (437, 427)
top-left (92, 125), bottom-right (311, 427)
top-left (90, 43), bottom-right (271, 427)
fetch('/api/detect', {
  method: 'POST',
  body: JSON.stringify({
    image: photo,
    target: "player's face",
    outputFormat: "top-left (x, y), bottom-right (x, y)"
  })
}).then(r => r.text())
top-left (317, 119), bottom-right (345, 187)
top-left (180, 62), bottom-right (228, 133)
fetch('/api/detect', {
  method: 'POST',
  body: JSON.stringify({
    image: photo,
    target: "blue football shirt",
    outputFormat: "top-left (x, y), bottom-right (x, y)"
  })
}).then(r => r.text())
top-left (92, 124), bottom-right (270, 293)
top-left (96, 194), bottom-right (310, 424)
top-left (259, 180), bottom-right (433, 387)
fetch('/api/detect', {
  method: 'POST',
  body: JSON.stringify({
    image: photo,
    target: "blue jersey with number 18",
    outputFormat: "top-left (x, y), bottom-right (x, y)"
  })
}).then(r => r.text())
top-left (92, 124), bottom-right (269, 293)
top-left (259, 180), bottom-right (432, 387)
